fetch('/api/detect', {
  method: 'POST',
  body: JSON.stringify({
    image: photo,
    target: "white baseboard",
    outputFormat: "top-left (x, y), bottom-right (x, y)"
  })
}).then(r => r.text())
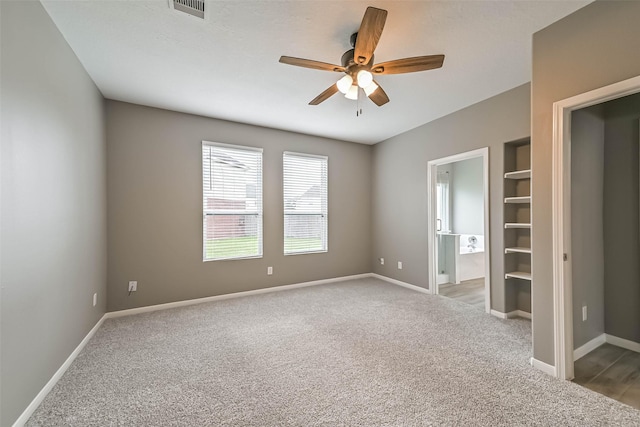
top-left (107, 273), bottom-right (372, 318)
top-left (370, 273), bottom-right (431, 294)
top-left (530, 357), bottom-right (557, 377)
top-left (571, 334), bottom-right (640, 362)
top-left (573, 334), bottom-right (606, 361)
top-left (605, 334), bottom-right (640, 354)
top-left (490, 310), bottom-right (509, 319)
top-left (490, 309), bottom-right (531, 320)
top-left (12, 314), bottom-right (108, 427)
top-left (513, 310), bottom-right (532, 320)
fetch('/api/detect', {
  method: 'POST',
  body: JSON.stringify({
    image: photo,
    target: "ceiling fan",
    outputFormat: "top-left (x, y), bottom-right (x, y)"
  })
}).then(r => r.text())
top-left (279, 6), bottom-right (445, 107)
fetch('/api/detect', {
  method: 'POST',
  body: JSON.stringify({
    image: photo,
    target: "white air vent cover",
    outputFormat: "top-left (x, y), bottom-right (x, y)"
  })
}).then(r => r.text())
top-left (172, 0), bottom-right (205, 19)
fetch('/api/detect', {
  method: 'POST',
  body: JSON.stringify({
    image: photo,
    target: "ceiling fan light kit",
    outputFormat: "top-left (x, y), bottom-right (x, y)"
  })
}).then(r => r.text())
top-left (356, 70), bottom-right (374, 88)
top-left (279, 6), bottom-right (445, 107)
top-left (337, 75), bottom-right (354, 94)
top-left (363, 81), bottom-right (379, 97)
top-left (345, 85), bottom-right (359, 100)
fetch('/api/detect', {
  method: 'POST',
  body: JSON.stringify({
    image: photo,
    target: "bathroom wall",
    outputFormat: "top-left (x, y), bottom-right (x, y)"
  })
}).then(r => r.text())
top-left (451, 157), bottom-right (484, 235)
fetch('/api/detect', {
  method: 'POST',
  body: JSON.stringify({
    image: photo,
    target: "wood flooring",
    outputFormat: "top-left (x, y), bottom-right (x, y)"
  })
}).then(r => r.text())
top-left (438, 278), bottom-right (485, 309)
top-left (573, 343), bottom-right (640, 410)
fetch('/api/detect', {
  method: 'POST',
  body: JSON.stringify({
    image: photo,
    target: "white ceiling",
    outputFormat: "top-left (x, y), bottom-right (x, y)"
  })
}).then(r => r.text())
top-left (41, 0), bottom-right (590, 145)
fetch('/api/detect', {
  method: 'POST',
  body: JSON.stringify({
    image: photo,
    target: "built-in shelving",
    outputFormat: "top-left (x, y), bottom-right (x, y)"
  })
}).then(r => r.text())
top-left (504, 196), bottom-right (531, 204)
top-left (505, 247), bottom-right (532, 254)
top-left (504, 223), bottom-right (531, 229)
top-left (504, 169), bottom-right (531, 180)
top-left (503, 138), bottom-right (532, 319)
top-left (505, 271), bottom-right (532, 281)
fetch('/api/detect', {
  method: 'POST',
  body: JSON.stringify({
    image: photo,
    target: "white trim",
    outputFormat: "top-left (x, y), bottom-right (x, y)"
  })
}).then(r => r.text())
top-left (107, 273), bottom-right (371, 318)
top-left (513, 310), bottom-right (532, 320)
top-left (490, 309), bottom-right (531, 320)
top-left (370, 273), bottom-right (430, 294)
top-left (530, 357), bottom-right (557, 377)
top-left (490, 309), bottom-right (509, 319)
top-left (573, 334), bottom-right (606, 361)
top-left (606, 334), bottom-right (640, 354)
top-left (12, 314), bottom-right (108, 427)
top-left (552, 74), bottom-right (640, 380)
top-left (571, 334), bottom-right (640, 362)
top-left (426, 147), bottom-right (491, 313)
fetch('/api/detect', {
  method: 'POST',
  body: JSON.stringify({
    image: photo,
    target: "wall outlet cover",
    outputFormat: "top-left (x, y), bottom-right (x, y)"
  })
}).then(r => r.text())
top-left (128, 281), bottom-right (137, 292)
top-left (398, 261), bottom-right (403, 269)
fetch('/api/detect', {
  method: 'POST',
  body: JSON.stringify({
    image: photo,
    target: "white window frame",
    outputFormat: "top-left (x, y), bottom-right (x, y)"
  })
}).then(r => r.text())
top-left (436, 171), bottom-right (451, 233)
top-left (202, 141), bottom-right (263, 261)
top-left (283, 151), bottom-right (328, 255)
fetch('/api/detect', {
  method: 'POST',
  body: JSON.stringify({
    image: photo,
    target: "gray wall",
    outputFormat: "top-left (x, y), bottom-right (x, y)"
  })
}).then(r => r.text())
top-left (106, 101), bottom-right (371, 312)
top-left (452, 157), bottom-right (484, 235)
top-left (0, 2), bottom-right (107, 425)
top-left (603, 94), bottom-right (640, 343)
top-left (532, 0), bottom-right (640, 365)
top-left (372, 83), bottom-right (531, 313)
top-left (570, 106), bottom-right (605, 349)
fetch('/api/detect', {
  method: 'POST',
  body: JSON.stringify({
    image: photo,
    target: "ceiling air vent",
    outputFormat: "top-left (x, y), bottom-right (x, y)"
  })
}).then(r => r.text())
top-left (172, 0), bottom-right (205, 19)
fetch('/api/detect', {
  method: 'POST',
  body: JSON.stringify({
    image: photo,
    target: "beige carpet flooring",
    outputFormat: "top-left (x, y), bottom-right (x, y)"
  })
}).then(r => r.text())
top-left (27, 278), bottom-right (640, 426)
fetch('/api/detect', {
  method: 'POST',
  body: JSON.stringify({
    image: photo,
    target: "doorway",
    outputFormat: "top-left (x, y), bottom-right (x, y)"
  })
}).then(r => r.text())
top-left (427, 148), bottom-right (490, 313)
top-left (552, 75), bottom-right (640, 385)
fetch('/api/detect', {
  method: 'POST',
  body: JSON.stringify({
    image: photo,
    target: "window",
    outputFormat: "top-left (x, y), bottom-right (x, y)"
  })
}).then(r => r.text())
top-left (202, 142), bottom-right (262, 261)
top-left (283, 152), bottom-right (328, 255)
top-left (436, 170), bottom-right (450, 232)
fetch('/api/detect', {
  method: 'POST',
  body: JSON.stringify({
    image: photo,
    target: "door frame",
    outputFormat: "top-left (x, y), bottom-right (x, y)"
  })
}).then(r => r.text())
top-left (427, 147), bottom-right (491, 314)
top-left (551, 74), bottom-right (640, 380)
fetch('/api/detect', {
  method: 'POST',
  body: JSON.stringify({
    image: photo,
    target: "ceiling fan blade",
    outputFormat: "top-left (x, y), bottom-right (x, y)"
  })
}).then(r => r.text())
top-left (368, 81), bottom-right (389, 106)
top-left (309, 84), bottom-right (339, 105)
top-left (354, 7), bottom-right (388, 65)
top-left (279, 56), bottom-right (345, 73)
top-left (372, 55), bottom-right (445, 75)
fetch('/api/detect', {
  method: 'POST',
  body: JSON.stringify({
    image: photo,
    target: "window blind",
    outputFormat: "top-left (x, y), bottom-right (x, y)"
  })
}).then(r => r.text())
top-left (283, 152), bottom-right (328, 255)
top-left (202, 142), bottom-right (263, 261)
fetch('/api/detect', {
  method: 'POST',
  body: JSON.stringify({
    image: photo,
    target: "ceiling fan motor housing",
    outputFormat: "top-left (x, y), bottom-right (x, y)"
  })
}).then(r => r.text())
top-left (350, 32), bottom-right (358, 48)
top-left (341, 49), bottom-right (374, 76)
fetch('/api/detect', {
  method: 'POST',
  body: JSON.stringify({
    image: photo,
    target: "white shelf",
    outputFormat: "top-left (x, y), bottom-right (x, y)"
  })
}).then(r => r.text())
top-left (504, 223), bottom-right (531, 229)
top-left (505, 271), bottom-right (532, 280)
top-left (504, 196), bottom-right (531, 204)
top-left (505, 247), bottom-right (532, 254)
top-left (504, 169), bottom-right (531, 180)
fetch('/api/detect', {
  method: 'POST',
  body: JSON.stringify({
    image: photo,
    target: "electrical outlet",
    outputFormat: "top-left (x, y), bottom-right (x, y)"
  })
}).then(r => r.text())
top-left (398, 261), bottom-right (403, 270)
top-left (128, 281), bottom-right (137, 292)
top-left (93, 293), bottom-right (97, 307)
top-left (582, 305), bottom-right (587, 321)
top-left (379, 258), bottom-right (384, 265)
top-left (267, 266), bottom-right (273, 275)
